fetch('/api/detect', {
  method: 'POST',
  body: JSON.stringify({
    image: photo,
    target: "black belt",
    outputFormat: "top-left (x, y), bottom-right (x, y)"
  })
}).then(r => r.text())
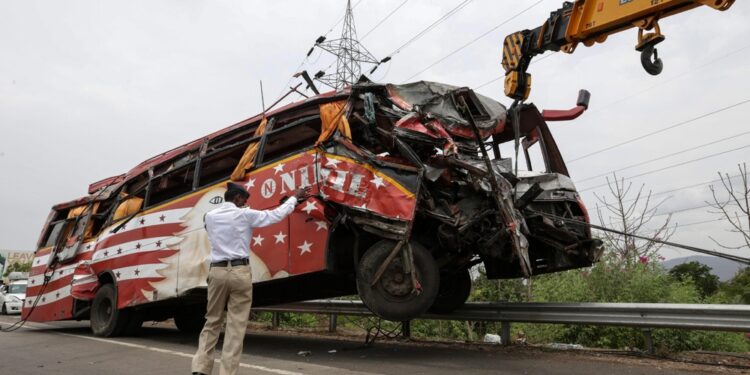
top-left (211, 258), bottom-right (249, 267)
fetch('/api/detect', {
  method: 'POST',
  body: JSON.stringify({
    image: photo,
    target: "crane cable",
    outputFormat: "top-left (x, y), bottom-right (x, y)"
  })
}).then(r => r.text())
top-left (529, 210), bottom-right (750, 265)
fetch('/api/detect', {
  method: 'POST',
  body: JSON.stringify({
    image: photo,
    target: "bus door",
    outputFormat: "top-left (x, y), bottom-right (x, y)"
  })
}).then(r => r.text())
top-left (50, 203), bottom-right (99, 266)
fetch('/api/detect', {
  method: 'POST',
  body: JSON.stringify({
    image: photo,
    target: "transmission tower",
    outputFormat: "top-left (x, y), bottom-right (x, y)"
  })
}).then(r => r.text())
top-left (313, 0), bottom-right (380, 90)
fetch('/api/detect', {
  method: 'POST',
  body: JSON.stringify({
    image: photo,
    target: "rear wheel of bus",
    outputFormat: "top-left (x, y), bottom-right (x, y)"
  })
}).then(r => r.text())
top-left (91, 284), bottom-right (130, 337)
top-left (356, 240), bottom-right (439, 322)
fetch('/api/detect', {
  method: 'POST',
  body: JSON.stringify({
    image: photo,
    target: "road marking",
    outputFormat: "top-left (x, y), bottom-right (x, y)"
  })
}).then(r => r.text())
top-left (1, 318), bottom-right (302, 375)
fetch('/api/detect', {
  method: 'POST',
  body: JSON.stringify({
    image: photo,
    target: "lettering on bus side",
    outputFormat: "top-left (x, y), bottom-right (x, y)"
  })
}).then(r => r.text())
top-left (258, 160), bottom-right (369, 201)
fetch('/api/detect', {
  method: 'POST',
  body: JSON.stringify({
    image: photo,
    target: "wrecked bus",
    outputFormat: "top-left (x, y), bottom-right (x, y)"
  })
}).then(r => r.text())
top-left (24, 81), bottom-right (601, 336)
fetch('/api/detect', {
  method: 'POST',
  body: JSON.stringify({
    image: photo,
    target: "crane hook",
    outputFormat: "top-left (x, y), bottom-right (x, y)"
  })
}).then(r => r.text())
top-left (640, 43), bottom-right (663, 76)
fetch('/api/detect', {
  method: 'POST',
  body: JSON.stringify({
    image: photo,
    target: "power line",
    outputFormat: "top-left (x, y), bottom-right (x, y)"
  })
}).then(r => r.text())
top-left (578, 144), bottom-right (750, 192)
top-left (653, 202), bottom-right (713, 217)
top-left (402, 0), bottom-right (546, 82)
top-left (361, 0), bottom-right (410, 40)
top-left (575, 130), bottom-right (750, 183)
top-left (673, 217), bottom-right (727, 228)
top-left (620, 173), bottom-right (742, 203)
top-left (567, 98), bottom-right (750, 163)
top-left (384, 0), bottom-right (474, 57)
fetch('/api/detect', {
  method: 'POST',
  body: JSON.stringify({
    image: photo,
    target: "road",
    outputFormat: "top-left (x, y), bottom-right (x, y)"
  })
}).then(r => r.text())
top-left (0, 316), bottom-right (741, 375)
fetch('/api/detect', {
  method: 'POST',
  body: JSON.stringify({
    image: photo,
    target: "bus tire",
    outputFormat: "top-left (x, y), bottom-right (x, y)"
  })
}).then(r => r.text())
top-left (429, 268), bottom-right (472, 313)
top-left (91, 284), bottom-right (129, 337)
top-left (174, 309), bottom-right (206, 335)
top-left (356, 240), bottom-right (439, 322)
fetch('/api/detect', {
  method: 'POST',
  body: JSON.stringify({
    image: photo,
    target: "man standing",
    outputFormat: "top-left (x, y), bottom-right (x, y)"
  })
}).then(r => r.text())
top-left (192, 182), bottom-right (311, 375)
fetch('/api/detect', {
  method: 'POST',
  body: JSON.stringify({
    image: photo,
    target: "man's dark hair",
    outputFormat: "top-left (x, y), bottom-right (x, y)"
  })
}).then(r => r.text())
top-left (224, 189), bottom-right (249, 202)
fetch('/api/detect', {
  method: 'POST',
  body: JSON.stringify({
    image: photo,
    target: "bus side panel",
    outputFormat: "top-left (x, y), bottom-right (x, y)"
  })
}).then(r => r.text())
top-left (23, 245), bottom-right (96, 322)
top-left (88, 192), bottom-right (203, 309)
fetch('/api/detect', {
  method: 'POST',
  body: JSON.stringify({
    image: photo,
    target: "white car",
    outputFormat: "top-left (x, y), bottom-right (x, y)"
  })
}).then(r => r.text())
top-left (1, 281), bottom-right (27, 315)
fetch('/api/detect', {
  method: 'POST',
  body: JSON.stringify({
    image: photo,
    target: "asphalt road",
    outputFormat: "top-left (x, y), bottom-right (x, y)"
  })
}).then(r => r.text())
top-left (0, 316), bottom-right (737, 375)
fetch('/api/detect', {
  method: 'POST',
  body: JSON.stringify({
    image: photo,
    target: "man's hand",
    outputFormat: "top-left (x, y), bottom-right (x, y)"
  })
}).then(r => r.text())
top-left (293, 186), bottom-right (313, 201)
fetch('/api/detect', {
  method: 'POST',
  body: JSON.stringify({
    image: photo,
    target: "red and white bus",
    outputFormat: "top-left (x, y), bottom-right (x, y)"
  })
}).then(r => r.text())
top-left (25, 81), bottom-right (600, 336)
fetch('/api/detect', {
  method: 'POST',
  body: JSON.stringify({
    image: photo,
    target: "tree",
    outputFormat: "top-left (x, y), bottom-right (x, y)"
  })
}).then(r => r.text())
top-left (3, 261), bottom-right (32, 277)
top-left (668, 261), bottom-right (720, 298)
top-left (722, 267), bottom-right (750, 304)
top-left (594, 174), bottom-right (675, 264)
top-left (709, 163), bottom-right (750, 251)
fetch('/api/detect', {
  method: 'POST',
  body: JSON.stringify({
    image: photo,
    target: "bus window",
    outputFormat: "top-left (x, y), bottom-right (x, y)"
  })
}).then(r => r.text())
top-left (112, 173), bottom-right (148, 222)
top-left (43, 219), bottom-right (67, 248)
top-left (259, 115), bottom-right (321, 164)
top-left (198, 142), bottom-right (250, 187)
top-left (146, 162), bottom-right (197, 208)
top-left (498, 129), bottom-right (548, 173)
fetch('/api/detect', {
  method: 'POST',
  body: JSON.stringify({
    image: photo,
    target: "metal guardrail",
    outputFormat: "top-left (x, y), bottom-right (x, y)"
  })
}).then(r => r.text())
top-left (256, 300), bottom-right (750, 346)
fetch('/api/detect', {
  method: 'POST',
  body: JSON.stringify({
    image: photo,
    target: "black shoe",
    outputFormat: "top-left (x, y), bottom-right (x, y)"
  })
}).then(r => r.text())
top-left (192, 373), bottom-right (207, 375)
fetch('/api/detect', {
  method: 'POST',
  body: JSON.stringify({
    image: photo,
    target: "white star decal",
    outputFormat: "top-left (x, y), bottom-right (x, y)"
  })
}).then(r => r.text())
top-left (252, 234), bottom-right (265, 246)
top-left (298, 241), bottom-right (312, 255)
top-left (273, 163), bottom-right (285, 174)
top-left (325, 158), bottom-right (341, 168)
top-left (314, 221), bottom-right (328, 231)
top-left (301, 200), bottom-right (318, 214)
top-left (358, 203), bottom-right (368, 210)
top-left (371, 175), bottom-right (385, 189)
top-left (244, 178), bottom-right (255, 189)
top-left (274, 231), bottom-right (287, 244)
top-left (319, 189), bottom-right (329, 199)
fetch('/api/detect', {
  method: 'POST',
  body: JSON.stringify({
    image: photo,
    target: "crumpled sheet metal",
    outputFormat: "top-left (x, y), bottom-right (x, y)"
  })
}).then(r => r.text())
top-left (386, 81), bottom-right (506, 138)
top-left (315, 147), bottom-right (420, 221)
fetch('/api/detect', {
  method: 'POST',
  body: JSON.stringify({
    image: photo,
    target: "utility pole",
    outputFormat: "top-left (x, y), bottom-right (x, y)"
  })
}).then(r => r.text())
top-left (312, 0), bottom-right (379, 90)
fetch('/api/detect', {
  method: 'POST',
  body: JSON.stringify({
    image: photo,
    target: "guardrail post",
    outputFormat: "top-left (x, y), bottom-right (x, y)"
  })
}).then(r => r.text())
top-left (402, 320), bottom-right (411, 338)
top-left (501, 321), bottom-right (511, 346)
top-left (329, 314), bottom-right (337, 333)
top-left (272, 312), bottom-right (280, 329)
top-left (642, 328), bottom-right (654, 354)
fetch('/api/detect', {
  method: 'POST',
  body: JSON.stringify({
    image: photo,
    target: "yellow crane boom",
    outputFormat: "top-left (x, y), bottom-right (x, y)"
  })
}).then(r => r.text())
top-left (502, 0), bottom-right (734, 101)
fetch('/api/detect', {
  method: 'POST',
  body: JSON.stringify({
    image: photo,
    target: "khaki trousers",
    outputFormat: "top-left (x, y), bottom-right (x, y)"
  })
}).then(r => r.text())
top-left (192, 264), bottom-right (253, 375)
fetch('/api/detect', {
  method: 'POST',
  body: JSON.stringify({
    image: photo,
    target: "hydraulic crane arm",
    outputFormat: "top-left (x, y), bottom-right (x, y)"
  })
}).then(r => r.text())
top-left (501, 0), bottom-right (734, 101)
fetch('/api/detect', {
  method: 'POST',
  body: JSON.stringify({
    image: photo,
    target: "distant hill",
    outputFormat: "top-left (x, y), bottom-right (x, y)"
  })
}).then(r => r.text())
top-left (663, 255), bottom-right (746, 281)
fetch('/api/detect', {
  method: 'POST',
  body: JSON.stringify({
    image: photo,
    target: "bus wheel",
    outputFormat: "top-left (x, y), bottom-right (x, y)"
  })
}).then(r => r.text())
top-left (429, 268), bottom-right (472, 313)
top-left (174, 309), bottom-right (206, 334)
top-left (91, 284), bottom-right (129, 337)
top-left (356, 240), bottom-right (439, 321)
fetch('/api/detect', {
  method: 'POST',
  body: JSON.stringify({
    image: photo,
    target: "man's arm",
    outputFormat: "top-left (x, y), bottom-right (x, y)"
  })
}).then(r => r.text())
top-left (243, 187), bottom-right (312, 228)
top-left (243, 197), bottom-right (297, 228)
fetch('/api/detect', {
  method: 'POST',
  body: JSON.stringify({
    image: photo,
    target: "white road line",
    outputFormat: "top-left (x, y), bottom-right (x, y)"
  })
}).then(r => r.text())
top-left (2, 319), bottom-right (303, 375)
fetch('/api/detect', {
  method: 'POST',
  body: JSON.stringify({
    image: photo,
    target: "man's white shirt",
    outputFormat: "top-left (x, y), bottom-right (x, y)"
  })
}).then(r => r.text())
top-left (204, 197), bottom-right (298, 263)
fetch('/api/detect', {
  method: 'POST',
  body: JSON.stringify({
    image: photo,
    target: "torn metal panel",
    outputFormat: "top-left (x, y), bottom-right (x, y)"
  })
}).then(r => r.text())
top-left (316, 146), bottom-right (420, 221)
top-left (385, 82), bottom-right (506, 139)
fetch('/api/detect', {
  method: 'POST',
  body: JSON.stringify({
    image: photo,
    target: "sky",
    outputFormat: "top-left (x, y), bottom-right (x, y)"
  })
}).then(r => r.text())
top-left (1, 0), bottom-right (748, 262)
